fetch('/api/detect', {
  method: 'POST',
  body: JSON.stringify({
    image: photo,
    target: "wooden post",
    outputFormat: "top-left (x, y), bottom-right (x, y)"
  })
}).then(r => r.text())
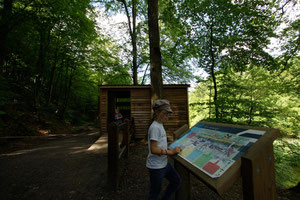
top-left (130, 117), bottom-right (136, 141)
top-left (124, 119), bottom-right (130, 158)
top-left (241, 128), bottom-right (279, 200)
top-left (175, 160), bottom-right (191, 200)
top-left (99, 88), bottom-right (102, 133)
top-left (107, 122), bottom-right (120, 190)
top-left (173, 124), bottom-right (190, 200)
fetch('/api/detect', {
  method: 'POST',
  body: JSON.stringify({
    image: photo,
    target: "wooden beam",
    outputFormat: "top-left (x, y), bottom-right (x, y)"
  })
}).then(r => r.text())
top-left (173, 124), bottom-right (189, 141)
top-left (107, 123), bottom-right (120, 190)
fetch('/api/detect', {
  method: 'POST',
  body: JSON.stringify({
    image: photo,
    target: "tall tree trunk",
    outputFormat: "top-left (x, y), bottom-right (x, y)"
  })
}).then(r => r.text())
top-left (209, 82), bottom-right (212, 119)
top-left (248, 93), bottom-right (254, 125)
top-left (58, 64), bottom-right (75, 120)
top-left (60, 72), bottom-right (73, 120)
top-left (48, 34), bottom-right (61, 103)
top-left (34, 27), bottom-right (48, 110)
top-left (121, 0), bottom-right (138, 85)
top-left (209, 24), bottom-right (219, 120)
top-left (56, 63), bottom-right (64, 107)
top-left (148, 0), bottom-right (163, 102)
top-left (48, 46), bottom-right (58, 103)
top-left (132, 0), bottom-right (138, 85)
top-left (141, 63), bottom-right (150, 85)
top-left (0, 0), bottom-right (14, 72)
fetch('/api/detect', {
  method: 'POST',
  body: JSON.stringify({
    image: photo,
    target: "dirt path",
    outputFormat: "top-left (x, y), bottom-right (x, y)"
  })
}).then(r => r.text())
top-left (0, 129), bottom-right (108, 200)
top-left (1, 128), bottom-right (299, 200)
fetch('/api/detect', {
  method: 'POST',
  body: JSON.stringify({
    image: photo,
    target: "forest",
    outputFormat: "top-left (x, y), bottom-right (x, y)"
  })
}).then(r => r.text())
top-left (0, 0), bottom-right (299, 190)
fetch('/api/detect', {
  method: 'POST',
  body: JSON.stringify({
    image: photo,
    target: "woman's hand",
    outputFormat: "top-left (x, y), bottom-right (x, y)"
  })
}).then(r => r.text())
top-left (171, 146), bottom-right (181, 155)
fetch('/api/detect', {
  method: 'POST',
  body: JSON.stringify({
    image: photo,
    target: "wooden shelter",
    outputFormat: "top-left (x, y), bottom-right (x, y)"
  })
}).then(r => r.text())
top-left (99, 85), bottom-right (190, 139)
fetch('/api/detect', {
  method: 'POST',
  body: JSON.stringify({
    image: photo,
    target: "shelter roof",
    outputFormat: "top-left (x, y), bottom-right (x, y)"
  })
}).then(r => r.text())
top-left (98, 84), bottom-right (190, 89)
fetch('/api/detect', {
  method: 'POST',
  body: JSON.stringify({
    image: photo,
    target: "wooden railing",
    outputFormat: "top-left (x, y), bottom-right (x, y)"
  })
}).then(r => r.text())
top-left (107, 118), bottom-right (132, 190)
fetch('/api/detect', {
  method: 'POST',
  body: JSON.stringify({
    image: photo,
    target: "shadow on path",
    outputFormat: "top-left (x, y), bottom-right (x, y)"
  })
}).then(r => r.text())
top-left (0, 130), bottom-right (108, 200)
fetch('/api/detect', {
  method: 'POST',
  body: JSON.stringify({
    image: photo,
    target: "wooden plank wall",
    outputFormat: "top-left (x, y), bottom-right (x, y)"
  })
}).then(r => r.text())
top-left (99, 86), bottom-right (189, 139)
top-left (130, 88), bottom-right (151, 138)
top-left (163, 88), bottom-right (189, 139)
top-left (100, 89), bottom-right (108, 134)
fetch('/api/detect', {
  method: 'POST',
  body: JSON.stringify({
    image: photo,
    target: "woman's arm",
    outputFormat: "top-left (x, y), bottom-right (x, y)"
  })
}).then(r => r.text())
top-left (150, 140), bottom-right (181, 156)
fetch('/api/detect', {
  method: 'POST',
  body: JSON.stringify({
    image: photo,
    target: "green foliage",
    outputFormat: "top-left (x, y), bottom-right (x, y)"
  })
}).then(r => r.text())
top-left (162, 0), bottom-right (281, 120)
top-left (189, 58), bottom-right (300, 188)
top-left (159, 0), bottom-right (196, 84)
top-left (190, 59), bottom-right (300, 133)
top-left (94, 0), bottom-right (196, 84)
top-left (167, 0), bottom-right (277, 72)
top-left (0, 0), bottom-right (132, 134)
top-left (189, 80), bottom-right (211, 126)
top-left (89, 36), bottom-right (132, 85)
top-left (274, 139), bottom-right (300, 188)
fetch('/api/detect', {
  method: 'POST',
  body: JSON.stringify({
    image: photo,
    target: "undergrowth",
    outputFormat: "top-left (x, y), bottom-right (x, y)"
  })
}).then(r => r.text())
top-left (274, 138), bottom-right (300, 188)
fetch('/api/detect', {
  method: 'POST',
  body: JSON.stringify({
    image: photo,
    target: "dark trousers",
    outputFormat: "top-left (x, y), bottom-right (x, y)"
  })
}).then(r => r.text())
top-left (148, 162), bottom-right (181, 200)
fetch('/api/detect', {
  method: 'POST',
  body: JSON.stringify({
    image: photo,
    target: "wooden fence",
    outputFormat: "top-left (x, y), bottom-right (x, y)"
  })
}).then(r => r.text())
top-left (107, 119), bottom-right (132, 190)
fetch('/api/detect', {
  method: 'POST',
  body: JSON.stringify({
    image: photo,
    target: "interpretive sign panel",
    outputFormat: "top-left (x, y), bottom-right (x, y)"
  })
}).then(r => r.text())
top-left (169, 123), bottom-right (265, 179)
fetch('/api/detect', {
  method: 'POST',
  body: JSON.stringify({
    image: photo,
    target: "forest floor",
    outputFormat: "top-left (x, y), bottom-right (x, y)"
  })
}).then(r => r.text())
top-left (0, 126), bottom-right (299, 200)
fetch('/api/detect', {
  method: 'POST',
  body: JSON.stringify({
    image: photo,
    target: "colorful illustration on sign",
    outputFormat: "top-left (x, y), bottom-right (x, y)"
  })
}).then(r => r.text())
top-left (169, 123), bottom-right (265, 178)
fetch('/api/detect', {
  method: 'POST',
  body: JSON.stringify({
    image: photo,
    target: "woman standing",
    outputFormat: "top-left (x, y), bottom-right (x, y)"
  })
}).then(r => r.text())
top-left (146, 99), bottom-right (182, 200)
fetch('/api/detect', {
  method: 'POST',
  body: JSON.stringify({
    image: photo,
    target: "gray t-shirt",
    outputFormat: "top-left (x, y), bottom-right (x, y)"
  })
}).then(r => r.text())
top-left (146, 121), bottom-right (168, 169)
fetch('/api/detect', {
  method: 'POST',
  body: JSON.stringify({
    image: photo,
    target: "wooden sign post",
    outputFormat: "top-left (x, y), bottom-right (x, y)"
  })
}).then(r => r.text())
top-left (171, 122), bottom-right (280, 200)
top-left (241, 128), bottom-right (279, 199)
